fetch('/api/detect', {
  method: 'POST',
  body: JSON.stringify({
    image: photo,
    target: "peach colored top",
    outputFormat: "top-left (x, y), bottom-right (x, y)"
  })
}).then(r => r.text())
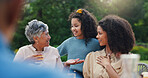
top-left (83, 49), bottom-right (123, 78)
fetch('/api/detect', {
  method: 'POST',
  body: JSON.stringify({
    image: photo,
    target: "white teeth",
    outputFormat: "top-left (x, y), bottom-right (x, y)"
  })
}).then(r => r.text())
top-left (73, 32), bottom-right (77, 34)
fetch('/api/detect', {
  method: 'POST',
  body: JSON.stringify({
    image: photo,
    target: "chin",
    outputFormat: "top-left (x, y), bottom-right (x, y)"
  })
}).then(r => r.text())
top-left (74, 35), bottom-right (77, 36)
top-left (100, 44), bottom-right (105, 46)
top-left (45, 45), bottom-right (49, 47)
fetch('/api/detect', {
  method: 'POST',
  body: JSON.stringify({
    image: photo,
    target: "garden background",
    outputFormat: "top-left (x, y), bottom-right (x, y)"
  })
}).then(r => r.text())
top-left (11, 0), bottom-right (148, 63)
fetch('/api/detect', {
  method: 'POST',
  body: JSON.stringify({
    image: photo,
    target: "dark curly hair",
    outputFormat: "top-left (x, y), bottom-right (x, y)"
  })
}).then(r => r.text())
top-left (68, 8), bottom-right (98, 45)
top-left (98, 15), bottom-right (135, 54)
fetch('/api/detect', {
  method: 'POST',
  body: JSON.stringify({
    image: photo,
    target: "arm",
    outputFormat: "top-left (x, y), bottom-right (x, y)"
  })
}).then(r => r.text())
top-left (96, 55), bottom-right (120, 78)
top-left (14, 47), bottom-right (43, 63)
top-left (56, 56), bottom-right (64, 70)
top-left (105, 63), bottom-right (120, 78)
top-left (57, 40), bottom-right (68, 56)
top-left (13, 48), bottom-right (25, 62)
top-left (55, 49), bottom-right (64, 70)
top-left (64, 58), bottom-right (84, 66)
top-left (83, 53), bottom-right (91, 78)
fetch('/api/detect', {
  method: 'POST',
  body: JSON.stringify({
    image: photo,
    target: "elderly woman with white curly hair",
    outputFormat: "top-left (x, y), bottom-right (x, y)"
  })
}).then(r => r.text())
top-left (13, 19), bottom-right (64, 70)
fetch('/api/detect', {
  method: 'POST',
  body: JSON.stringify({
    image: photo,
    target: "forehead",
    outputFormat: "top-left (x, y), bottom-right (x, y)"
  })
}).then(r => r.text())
top-left (97, 26), bottom-right (103, 31)
top-left (71, 18), bottom-right (81, 23)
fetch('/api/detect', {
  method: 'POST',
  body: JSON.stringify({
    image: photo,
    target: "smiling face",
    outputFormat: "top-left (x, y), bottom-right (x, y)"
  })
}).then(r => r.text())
top-left (96, 26), bottom-right (108, 46)
top-left (71, 18), bottom-right (84, 39)
top-left (37, 30), bottom-right (51, 48)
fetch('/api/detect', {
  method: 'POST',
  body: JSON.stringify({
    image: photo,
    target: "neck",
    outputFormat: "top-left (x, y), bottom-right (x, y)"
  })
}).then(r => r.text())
top-left (106, 45), bottom-right (121, 58)
top-left (33, 43), bottom-right (44, 51)
top-left (105, 44), bottom-right (112, 55)
top-left (76, 35), bottom-right (84, 39)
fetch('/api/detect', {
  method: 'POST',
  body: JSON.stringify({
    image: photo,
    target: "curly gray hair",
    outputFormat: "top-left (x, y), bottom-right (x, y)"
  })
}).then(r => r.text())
top-left (25, 19), bottom-right (48, 44)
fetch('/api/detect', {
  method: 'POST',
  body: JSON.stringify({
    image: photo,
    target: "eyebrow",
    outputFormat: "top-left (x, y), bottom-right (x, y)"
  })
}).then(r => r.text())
top-left (73, 24), bottom-right (79, 26)
top-left (97, 30), bottom-right (101, 33)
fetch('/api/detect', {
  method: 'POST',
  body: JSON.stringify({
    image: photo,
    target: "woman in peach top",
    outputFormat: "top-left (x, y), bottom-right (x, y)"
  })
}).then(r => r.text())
top-left (83, 15), bottom-right (135, 78)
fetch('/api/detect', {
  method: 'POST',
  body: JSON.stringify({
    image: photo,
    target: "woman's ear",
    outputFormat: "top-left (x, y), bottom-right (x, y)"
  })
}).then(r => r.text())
top-left (33, 36), bottom-right (38, 43)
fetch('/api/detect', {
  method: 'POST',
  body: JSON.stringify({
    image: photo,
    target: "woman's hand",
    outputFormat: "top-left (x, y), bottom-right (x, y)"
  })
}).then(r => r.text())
top-left (96, 55), bottom-right (111, 68)
top-left (96, 55), bottom-right (120, 78)
top-left (64, 58), bottom-right (84, 67)
top-left (24, 54), bottom-right (43, 64)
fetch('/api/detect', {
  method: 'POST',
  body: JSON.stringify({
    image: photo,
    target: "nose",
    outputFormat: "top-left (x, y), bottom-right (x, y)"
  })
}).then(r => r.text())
top-left (71, 27), bottom-right (76, 31)
top-left (48, 34), bottom-right (51, 40)
top-left (96, 34), bottom-right (99, 39)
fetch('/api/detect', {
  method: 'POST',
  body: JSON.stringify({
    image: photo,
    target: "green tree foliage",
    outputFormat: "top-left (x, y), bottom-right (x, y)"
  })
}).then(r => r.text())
top-left (86, 0), bottom-right (144, 25)
top-left (11, 0), bottom-right (148, 51)
top-left (133, 0), bottom-right (148, 43)
top-left (11, 0), bottom-right (85, 50)
top-left (133, 26), bottom-right (148, 43)
top-left (85, 0), bottom-right (148, 43)
top-left (142, 1), bottom-right (148, 26)
top-left (131, 46), bottom-right (148, 60)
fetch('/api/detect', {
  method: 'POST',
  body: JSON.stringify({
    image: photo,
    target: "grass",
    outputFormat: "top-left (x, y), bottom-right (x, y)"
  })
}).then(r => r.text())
top-left (140, 60), bottom-right (148, 64)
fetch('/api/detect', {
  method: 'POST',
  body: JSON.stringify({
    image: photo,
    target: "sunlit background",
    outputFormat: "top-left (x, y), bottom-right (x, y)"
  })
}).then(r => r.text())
top-left (12, 0), bottom-right (148, 63)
